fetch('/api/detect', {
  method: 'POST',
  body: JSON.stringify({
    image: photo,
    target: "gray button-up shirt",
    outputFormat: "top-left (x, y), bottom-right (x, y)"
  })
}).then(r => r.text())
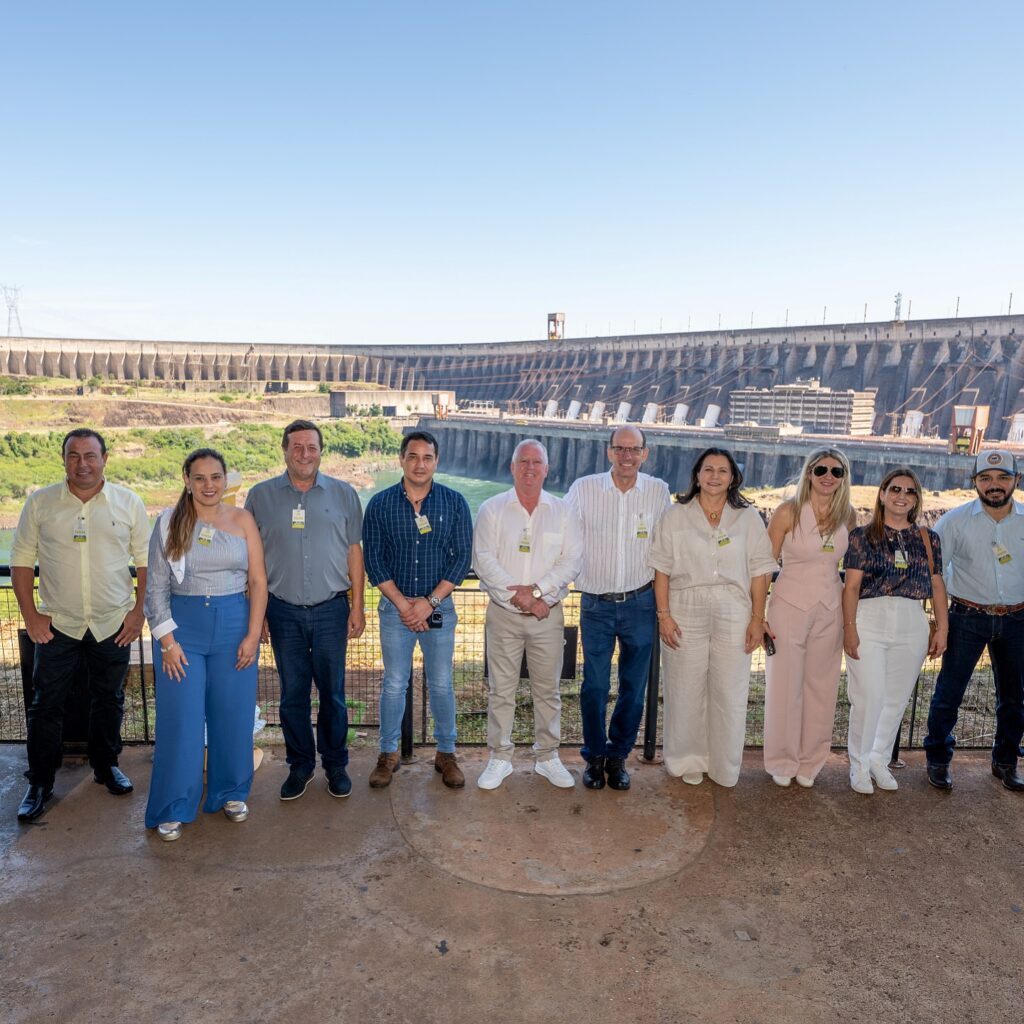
top-left (245, 471), bottom-right (363, 606)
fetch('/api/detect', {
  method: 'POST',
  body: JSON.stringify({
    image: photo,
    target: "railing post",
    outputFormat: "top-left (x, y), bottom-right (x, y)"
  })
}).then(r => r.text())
top-left (640, 623), bottom-right (661, 763)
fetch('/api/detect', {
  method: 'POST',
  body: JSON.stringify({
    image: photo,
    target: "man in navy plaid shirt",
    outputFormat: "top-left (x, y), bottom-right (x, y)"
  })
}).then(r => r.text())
top-left (362, 431), bottom-right (473, 789)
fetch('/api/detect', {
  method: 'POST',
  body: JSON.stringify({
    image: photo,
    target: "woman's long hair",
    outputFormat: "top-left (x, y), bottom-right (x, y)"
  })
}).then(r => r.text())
top-left (865, 465), bottom-right (923, 546)
top-left (165, 448), bottom-right (228, 561)
top-left (786, 447), bottom-right (857, 537)
top-left (676, 447), bottom-right (749, 509)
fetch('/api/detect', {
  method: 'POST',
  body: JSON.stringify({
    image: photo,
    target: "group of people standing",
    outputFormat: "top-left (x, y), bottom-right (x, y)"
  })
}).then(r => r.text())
top-left (13, 421), bottom-right (1024, 838)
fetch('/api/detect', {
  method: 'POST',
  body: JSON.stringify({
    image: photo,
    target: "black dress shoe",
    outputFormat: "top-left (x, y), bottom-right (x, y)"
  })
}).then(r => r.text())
top-left (926, 763), bottom-right (953, 790)
top-left (17, 784), bottom-right (54, 821)
top-left (992, 764), bottom-right (1024, 792)
top-left (94, 767), bottom-right (134, 795)
top-left (605, 757), bottom-right (631, 791)
top-left (582, 757), bottom-right (605, 790)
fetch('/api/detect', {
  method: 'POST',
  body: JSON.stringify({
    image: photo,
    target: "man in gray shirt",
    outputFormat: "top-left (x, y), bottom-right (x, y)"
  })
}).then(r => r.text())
top-left (245, 420), bottom-right (365, 801)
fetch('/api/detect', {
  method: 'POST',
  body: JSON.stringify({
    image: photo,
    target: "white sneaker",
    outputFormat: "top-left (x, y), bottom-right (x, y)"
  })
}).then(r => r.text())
top-left (223, 800), bottom-right (249, 822)
top-left (771, 775), bottom-right (792, 788)
top-left (157, 821), bottom-right (183, 841)
top-left (534, 757), bottom-right (575, 788)
top-left (682, 772), bottom-right (704, 786)
top-left (477, 759), bottom-right (514, 790)
top-left (850, 772), bottom-right (874, 795)
top-left (795, 775), bottom-right (815, 788)
top-left (869, 763), bottom-right (899, 791)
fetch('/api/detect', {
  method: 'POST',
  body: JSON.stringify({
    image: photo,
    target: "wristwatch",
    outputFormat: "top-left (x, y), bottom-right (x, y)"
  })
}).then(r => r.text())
top-left (531, 585), bottom-right (542, 600)
top-left (428, 594), bottom-right (442, 608)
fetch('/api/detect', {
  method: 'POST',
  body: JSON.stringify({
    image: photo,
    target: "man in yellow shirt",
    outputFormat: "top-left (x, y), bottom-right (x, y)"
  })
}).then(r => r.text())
top-left (11, 428), bottom-right (150, 821)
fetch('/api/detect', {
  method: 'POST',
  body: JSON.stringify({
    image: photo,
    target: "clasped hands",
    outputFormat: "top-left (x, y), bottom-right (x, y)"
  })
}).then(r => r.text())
top-left (509, 585), bottom-right (549, 619)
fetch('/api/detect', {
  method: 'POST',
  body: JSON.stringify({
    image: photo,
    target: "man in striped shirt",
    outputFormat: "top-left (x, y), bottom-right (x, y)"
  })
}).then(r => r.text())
top-left (362, 431), bottom-right (473, 789)
top-left (566, 426), bottom-right (671, 791)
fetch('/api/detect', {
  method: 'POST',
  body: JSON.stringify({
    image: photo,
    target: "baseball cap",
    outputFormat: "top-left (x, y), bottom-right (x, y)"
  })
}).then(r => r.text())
top-left (974, 449), bottom-right (1018, 475)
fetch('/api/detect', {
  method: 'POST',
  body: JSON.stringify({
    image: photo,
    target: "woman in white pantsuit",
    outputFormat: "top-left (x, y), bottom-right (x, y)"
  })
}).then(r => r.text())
top-left (649, 448), bottom-right (776, 787)
top-left (842, 466), bottom-right (948, 795)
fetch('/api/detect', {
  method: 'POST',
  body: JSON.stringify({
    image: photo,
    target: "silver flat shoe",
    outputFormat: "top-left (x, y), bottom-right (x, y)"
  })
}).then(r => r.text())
top-left (157, 821), bottom-right (183, 842)
top-left (223, 800), bottom-right (249, 823)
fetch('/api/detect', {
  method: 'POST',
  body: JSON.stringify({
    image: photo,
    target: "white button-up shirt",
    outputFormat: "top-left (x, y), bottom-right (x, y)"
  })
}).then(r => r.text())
top-left (934, 498), bottom-right (1024, 605)
top-left (11, 480), bottom-right (150, 641)
top-left (472, 487), bottom-right (583, 612)
top-left (565, 470), bottom-right (672, 594)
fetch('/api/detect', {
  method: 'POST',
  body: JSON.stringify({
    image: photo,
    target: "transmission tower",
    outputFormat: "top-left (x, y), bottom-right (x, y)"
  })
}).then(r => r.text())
top-left (2, 285), bottom-right (23, 336)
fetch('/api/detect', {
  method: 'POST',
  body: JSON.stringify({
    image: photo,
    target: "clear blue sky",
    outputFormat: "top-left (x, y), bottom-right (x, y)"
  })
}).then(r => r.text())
top-left (3, 1), bottom-right (1021, 345)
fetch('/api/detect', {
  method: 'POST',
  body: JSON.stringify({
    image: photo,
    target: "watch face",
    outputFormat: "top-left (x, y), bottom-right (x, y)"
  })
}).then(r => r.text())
top-left (532, 586), bottom-right (542, 599)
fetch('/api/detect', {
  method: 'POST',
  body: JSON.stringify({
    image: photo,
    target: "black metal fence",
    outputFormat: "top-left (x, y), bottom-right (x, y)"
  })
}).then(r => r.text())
top-left (0, 580), bottom-right (1000, 752)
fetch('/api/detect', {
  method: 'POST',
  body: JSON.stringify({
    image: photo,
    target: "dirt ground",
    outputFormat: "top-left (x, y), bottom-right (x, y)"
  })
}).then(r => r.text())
top-left (1, 743), bottom-right (1020, 1024)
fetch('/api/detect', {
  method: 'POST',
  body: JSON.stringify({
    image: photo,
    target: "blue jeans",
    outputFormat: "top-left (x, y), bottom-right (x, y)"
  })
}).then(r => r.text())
top-left (146, 593), bottom-right (256, 827)
top-left (924, 605), bottom-right (1024, 768)
top-left (378, 596), bottom-right (457, 753)
top-left (579, 586), bottom-right (656, 760)
top-left (266, 592), bottom-right (350, 774)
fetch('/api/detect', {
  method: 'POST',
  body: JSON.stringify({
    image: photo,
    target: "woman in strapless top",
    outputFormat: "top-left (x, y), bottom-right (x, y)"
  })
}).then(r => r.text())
top-left (763, 448), bottom-right (856, 789)
top-left (143, 447), bottom-right (267, 841)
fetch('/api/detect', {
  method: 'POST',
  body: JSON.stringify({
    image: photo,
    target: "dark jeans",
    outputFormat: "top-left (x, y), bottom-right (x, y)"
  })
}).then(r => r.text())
top-left (579, 586), bottom-right (656, 760)
top-left (25, 626), bottom-right (130, 787)
top-left (266, 593), bottom-right (350, 774)
top-left (923, 606), bottom-right (1024, 768)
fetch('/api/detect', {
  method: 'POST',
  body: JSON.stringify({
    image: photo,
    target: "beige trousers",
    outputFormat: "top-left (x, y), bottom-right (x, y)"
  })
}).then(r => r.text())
top-left (661, 586), bottom-right (753, 787)
top-left (484, 602), bottom-right (565, 762)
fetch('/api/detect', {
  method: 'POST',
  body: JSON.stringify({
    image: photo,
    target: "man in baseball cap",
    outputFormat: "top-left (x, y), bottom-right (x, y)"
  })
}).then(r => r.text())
top-left (923, 448), bottom-right (1024, 791)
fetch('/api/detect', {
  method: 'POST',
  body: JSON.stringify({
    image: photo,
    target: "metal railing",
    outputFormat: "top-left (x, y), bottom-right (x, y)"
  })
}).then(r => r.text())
top-left (0, 575), bottom-right (1000, 752)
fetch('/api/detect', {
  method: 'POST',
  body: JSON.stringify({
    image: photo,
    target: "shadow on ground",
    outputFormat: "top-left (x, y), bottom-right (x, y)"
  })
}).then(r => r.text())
top-left (1, 743), bottom-right (1020, 1024)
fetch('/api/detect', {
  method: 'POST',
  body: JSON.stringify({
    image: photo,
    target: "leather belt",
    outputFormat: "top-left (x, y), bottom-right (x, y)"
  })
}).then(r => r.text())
top-left (951, 597), bottom-right (1024, 616)
top-left (584, 581), bottom-right (654, 603)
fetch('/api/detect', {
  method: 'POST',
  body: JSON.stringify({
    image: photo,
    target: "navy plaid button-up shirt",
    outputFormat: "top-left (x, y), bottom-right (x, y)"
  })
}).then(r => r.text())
top-left (362, 480), bottom-right (473, 596)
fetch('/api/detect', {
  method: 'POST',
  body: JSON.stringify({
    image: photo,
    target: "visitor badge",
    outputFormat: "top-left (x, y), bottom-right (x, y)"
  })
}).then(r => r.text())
top-left (198, 525), bottom-right (215, 546)
top-left (415, 514), bottom-right (432, 534)
top-left (518, 529), bottom-right (532, 553)
top-left (716, 533), bottom-right (731, 547)
top-left (635, 514), bottom-right (648, 540)
top-left (894, 548), bottom-right (908, 570)
top-left (993, 542), bottom-right (1012, 564)
top-left (821, 534), bottom-right (835, 552)
top-left (292, 507), bottom-right (305, 529)
top-left (73, 517), bottom-right (87, 543)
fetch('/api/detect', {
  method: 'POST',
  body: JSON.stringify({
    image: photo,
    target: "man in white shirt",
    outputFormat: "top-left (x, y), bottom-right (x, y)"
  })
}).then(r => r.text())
top-left (472, 439), bottom-right (583, 790)
top-left (11, 428), bottom-right (149, 821)
top-left (566, 426), bottom-right (671, 791)
top-left (923, 449), bottom-right (1024, 791)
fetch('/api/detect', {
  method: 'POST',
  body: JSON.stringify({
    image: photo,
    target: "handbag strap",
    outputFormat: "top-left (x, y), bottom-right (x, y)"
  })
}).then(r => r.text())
top-left (919, 526), bottom-right (935, 576)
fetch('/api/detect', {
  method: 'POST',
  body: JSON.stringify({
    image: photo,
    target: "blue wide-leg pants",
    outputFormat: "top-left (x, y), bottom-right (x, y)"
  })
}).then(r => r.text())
top-left (145, 593), bottom-right (257, 828)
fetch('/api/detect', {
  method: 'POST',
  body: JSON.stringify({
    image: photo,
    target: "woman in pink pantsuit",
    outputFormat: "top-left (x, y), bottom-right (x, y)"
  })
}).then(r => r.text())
top-left (763, 448), bottom-right (856, 788)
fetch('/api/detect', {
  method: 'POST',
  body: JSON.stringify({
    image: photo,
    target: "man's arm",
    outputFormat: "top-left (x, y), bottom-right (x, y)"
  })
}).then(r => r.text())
top-left (12, 566), bottom-right (52, 645)
top-left (347, 542), bottom-right (366, 639)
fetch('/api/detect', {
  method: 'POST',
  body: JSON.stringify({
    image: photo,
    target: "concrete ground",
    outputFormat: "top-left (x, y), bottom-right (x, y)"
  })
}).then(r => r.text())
top-left (0, 742), bottom-right (1020, 1024)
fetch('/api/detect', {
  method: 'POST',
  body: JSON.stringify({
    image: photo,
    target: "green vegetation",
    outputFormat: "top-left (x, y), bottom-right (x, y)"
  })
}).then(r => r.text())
top-left (0, 378), bottom-right (32, 396)
top-left (0, 420), bottom-right (403, 503)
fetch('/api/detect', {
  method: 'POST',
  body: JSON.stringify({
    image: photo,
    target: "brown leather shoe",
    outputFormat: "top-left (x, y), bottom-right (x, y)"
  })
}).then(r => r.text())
top-left (368, 751), bottom-right (401, 788)
top-left (434, 751), bottom-right (465, 789)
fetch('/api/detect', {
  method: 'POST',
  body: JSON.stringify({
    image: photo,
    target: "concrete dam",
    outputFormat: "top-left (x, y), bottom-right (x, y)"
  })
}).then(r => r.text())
top-left (3, 312), bottom-right (1023, 439)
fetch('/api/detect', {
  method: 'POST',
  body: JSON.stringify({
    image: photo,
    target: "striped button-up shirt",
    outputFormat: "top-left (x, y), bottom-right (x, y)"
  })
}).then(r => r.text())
top-left (11, 480), bottom-right (150, 641)
top-left (362, 480), bottom-right (472, 596)
top-left (566, 471), bottom-right (672, 594)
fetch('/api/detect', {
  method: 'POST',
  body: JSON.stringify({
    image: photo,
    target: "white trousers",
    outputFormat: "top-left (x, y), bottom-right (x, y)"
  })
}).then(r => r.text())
top-left (661, 586), bottom-right (753, 787)
top-left (845, 596), bottom-right (928, 778)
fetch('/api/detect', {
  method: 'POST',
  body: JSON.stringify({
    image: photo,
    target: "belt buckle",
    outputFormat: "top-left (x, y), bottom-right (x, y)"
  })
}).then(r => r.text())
top-left (993, 604), bottom-right (1009, 616)
top-left (613, 592), bottom-right (627, 603)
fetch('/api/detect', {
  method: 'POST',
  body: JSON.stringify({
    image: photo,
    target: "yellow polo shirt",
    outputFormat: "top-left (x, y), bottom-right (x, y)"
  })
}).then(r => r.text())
top-left (11, 480), bottom-right (151, 641)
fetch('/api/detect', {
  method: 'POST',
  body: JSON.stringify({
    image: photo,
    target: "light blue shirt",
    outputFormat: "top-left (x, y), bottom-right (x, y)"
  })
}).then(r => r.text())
top-left (934, 498), bottom-right (1024, 605)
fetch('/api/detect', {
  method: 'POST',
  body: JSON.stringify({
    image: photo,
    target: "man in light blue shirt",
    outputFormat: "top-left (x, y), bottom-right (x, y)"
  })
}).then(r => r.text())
top-left (924, 449), bottom-right (1024, 791)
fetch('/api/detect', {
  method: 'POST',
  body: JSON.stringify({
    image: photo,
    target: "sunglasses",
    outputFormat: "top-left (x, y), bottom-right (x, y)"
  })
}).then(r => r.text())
top-left (812, 465), bottom-right (845, 478)
top-left (610, 446), bottom-right (644, 455)
top-left (886, 485), bottom-right (918, 496)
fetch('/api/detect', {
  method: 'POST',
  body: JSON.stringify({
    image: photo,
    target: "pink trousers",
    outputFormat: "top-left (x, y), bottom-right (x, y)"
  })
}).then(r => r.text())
top-left (763, 594), bottom-right (843, 780)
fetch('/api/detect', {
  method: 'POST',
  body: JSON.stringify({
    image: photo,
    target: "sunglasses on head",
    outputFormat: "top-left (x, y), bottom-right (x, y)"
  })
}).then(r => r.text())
top-left (812, 465), bottom-right (845, 478)
top-left (886, 485), bottom-right (917, 496)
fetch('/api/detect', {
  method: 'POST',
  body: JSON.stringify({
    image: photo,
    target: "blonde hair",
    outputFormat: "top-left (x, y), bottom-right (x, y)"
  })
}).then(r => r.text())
top-left (781, 447), bottom-right (856, 537)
